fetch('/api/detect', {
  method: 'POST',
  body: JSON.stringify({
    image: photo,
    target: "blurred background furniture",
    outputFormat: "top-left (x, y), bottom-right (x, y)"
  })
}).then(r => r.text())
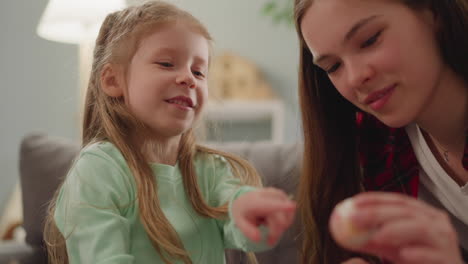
top-left (201, 100), bottom-right (285, 144)
top-left (0, 133), bottom-right (302, 264)
top-left (202, 51), bottom-right (285, 144)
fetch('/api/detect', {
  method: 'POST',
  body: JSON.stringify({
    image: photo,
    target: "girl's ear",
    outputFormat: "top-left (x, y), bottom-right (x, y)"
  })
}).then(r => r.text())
top-left (101, 63), bottom-right (125, 97)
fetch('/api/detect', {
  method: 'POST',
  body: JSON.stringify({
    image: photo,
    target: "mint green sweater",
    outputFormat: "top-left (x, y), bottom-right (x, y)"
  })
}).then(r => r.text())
top-left (54, 142), bottom-right (267, 264)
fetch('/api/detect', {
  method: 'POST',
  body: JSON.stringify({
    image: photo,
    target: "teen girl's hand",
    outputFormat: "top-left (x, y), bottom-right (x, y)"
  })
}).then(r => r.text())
top-left (231, 187), bottom-right (296, 245)
top-left (331, 192), bottom-right (464, 264)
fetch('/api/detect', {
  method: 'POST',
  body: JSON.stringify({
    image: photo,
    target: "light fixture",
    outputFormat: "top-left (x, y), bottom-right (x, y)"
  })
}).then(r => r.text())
top-left (37, 0), bottom-right (126, 44)
top-left (36, 0), bottom-right (127, 126)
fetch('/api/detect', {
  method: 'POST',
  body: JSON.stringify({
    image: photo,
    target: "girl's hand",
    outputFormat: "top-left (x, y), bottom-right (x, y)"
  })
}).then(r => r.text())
top-left (330, 192), bottom-right (464, 264)
top-left (231, 187), bottom-right (296, 245)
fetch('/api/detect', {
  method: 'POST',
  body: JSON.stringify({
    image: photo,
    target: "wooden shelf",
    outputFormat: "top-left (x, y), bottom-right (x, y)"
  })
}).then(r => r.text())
top-left (201, 100), bottom-right (285, 143)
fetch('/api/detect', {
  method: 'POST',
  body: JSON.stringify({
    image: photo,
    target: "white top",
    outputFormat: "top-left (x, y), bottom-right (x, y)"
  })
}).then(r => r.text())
top-left (406, 123), bottom-right (468, 250)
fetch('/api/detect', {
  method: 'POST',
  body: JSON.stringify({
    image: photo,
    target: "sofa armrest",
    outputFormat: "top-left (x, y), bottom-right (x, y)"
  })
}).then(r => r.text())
top-left (0, 241), bottom-right (33, 263)
top-left (0, 241), bottom-right (45, 264)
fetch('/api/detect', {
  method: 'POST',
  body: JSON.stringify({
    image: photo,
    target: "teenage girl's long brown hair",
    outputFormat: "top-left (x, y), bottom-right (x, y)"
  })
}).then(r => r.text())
top-left (43, 1), bottom-right (261, 263)
top-left (293, 0), bottom-right (468, 263)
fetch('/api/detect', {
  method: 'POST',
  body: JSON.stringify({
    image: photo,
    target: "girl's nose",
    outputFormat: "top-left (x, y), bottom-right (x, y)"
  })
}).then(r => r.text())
top-left (176, 70), bottom-right (196, 89)
top-left (346, 60), bottom-right (375, 90)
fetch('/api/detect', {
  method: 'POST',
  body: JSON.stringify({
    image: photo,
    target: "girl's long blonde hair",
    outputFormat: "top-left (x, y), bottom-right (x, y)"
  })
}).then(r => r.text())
top-left (43, 1), bottom-right (261, 263)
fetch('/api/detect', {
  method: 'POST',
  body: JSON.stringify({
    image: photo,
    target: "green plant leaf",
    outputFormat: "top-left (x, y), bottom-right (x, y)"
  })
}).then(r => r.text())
top-left (262, 2), bottom-right (277, 15)
top-left (260, 0), bottom-right (294, 27)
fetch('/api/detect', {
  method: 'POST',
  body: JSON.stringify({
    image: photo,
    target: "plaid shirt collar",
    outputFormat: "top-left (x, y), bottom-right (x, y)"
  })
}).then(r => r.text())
top-left (357, 112), bottom-right (468, 197)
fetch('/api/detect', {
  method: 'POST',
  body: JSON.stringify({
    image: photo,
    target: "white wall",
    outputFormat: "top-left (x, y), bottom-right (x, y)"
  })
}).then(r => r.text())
top-left (0, 0), bottom-right (301, 214)
top-left (0, 0), bottom-right (80, 214)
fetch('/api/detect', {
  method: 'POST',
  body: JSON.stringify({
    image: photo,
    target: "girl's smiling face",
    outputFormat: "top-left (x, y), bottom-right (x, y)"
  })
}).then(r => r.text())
top-left (124, 21), bottom-right (210, 138)
top-left (301, 0), bottom-right (445, 128)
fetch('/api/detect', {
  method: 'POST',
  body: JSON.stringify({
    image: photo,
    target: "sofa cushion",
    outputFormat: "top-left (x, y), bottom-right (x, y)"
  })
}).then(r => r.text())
top-left (19, 133), bottom-right (79, 246)
top-left (213, 141), bottom-right (301, 195)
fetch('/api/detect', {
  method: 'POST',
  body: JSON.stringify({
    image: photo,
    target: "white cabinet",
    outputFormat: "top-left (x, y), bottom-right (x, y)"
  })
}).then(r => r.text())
top-left (198, 100), bottom-right (285, 143)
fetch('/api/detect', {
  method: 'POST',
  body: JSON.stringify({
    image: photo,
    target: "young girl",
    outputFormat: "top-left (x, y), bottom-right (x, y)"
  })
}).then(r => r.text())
top-left (43, 1), bottom-right (296, 264)
top-left (291, 0), bottom-right (467, 263)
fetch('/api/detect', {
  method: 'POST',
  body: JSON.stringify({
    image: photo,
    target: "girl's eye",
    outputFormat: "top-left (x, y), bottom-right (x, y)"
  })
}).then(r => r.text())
top-left (326, 62), bottom-right (341, 74)
top-left (360, 30), bottom-right (382, 49)
top-left (193, 71), bottom-right (205, 78)
top-left (156, 62), bottom-right (173, 67)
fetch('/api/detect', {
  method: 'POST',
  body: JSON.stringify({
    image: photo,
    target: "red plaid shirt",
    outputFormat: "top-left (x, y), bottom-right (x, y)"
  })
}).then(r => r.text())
top-left (357, 112), bottom-right (468, 263)
top-left (357, 112), bottom-right (468, 197)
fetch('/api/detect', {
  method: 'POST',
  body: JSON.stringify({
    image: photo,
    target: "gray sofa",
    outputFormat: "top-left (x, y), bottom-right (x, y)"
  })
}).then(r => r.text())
top-left (0, 133), bottom-right (302, 264)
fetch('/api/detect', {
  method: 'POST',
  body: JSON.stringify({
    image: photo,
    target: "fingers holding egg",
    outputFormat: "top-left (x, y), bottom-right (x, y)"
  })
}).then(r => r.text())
top-left (329, 198), bottom-right (376, 250)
